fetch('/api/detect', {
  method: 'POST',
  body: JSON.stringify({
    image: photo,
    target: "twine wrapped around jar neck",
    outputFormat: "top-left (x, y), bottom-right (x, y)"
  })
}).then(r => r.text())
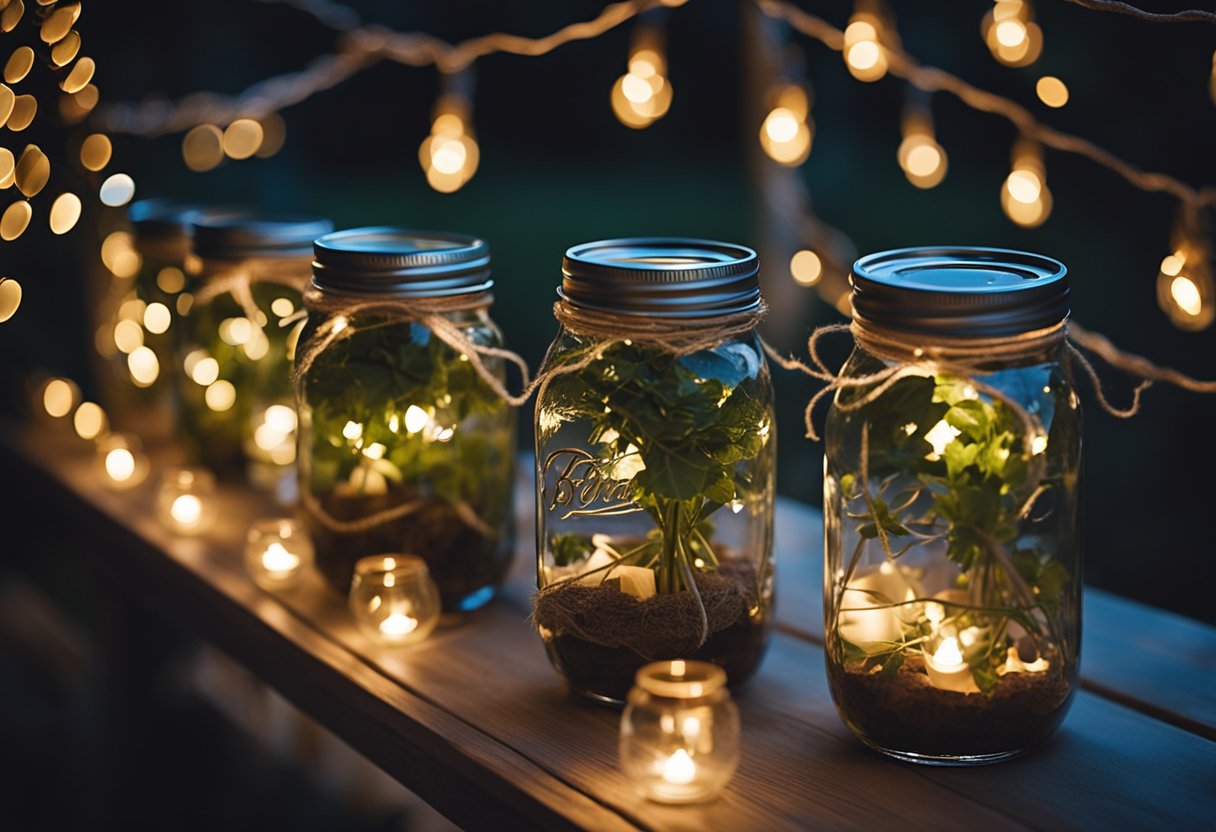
top-left (766, 315), bottom-right (1216, 443)
top-left (191, 256), bottom-right (312, 323)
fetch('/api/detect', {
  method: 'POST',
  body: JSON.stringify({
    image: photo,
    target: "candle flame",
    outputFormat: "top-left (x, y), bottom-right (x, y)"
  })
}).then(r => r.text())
top-left (171, 494), bottom-right (202, 525)
top-left (933, 636), bottom-right (965, 667)
top-left (261, 542), bottom-right (300, 575)
top-left (380, 612), bottom-right (418, 638)
top-left (105, 448), bottom-right (136, 482)
top-left (661, 749), bottom-right (697, 786)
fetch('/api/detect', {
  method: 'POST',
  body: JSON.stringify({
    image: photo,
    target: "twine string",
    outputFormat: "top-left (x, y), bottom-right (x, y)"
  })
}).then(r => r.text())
top-left (191, 258), bottom-right (313, 323)
top-left (294, 288), bottom-right (529, 538)
top-left (768, 318), bottom-right (1216, 443)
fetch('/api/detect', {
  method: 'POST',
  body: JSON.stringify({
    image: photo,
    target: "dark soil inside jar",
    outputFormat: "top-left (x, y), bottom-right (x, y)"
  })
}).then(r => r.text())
top-left (535, 558), bottom-right (771, 704)
top-left (828, 655), bottom-right (1075, 759)
top-left (306, 487), bottom-right (513, 612)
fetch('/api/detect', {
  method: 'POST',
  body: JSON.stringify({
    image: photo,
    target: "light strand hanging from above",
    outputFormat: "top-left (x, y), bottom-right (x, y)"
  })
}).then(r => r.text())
top-left (97, 0), bottom-right (689, 138)
top-left (757, 0), bottom-right (1216, 211)
top-left (756, 0), bottom-right (1216, 329)
top-left (1062, 0), bottom-right (1216, 26)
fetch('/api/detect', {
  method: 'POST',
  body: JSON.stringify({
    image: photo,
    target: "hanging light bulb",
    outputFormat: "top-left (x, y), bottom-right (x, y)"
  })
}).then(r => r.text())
top-left (1157, 213), bottom-right (1214, 331)
top-left (1001, 140), bottom-right (1052, 228)
top-left (419, 93), bottom-right (480, 193)
top-left (760, 82), bottom-right (813, 166)
top-left (611, 26), bottom-right (673, 129)
top-left (981, 1), bottom-right (1043, 68)
top-left (897, 105), bottom-right (947, 189)
top-left (843, 10), bottom-right (890, 83)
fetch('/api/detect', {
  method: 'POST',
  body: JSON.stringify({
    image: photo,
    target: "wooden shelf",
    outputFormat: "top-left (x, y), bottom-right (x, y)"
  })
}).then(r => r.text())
top-left (2, 422), bottom-right (1213, 831)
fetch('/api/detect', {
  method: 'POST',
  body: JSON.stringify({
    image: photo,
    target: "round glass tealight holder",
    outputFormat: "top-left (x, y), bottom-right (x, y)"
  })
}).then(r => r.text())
top-left (156, 466), bottom-right (216, 535)
top-left (349, 555), bottom-right (441, 646)
top-left (96, 433), bottom-right (151, 490)
top-left (244, 518), bottom-right (313, 590)
top-left (619, 659), bottom-right (741, 804)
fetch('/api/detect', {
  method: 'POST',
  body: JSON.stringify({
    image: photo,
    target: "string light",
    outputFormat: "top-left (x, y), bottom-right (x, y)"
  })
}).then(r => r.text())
top-left (897, 101), bottom-right (947, 189)
top-left (419, 93), bottom-right (480, 193)
top-left (981, 1), bottom-right (1043, 68)
top-left (1036, 76), bottom-right (1069, 108)
top-left (843, 9), bottom-right (890, 83)
top-left (0, 277), bottom-right (20, 322)
top-left (759, 82), bottom-right (813, 166)
top-left (1157, 213), bottom-right (1213, 331)
top-left (1001, 140), bottom-right (1052, 228)
top-left (611, 26), bottom-right (673, 129)
top-left (790, 249), bottom-right (823, 286)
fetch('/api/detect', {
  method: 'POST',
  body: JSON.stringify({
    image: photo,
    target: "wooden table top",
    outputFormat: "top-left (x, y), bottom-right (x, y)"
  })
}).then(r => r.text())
top-left (2, 422), bottom-right (1213, 831)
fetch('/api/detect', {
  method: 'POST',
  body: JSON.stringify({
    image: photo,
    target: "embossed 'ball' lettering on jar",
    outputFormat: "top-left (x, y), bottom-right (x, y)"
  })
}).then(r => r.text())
top-left (295, 228), bottom-right (517, 613)
top-left (534, 238), bottom-right (777, 705)
top-left (823, 246), bottom-right (1082, 764)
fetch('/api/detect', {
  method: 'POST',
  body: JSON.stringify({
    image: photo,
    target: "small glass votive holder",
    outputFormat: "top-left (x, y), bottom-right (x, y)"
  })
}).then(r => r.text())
top-left (244, 518), bottom-right (313, 590)
top-left (156, 466), bottom-right (216, 535)
top-left (619, 660), bottom-right (741, 804)
top-left (96, 433), bottom-right (150, 490)
top-left (348, 555), bottom-right (441, 646)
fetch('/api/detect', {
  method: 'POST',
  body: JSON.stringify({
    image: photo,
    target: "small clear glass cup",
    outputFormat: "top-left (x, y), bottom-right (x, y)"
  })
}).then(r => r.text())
top-left (156, 466), bottom-right (216, 535)
top-left (244, 517), bottom-right (313, 590)
top-left (348, 554), bottom-right (441, 646)
top-left (619, 660), bottom-right (741, 804)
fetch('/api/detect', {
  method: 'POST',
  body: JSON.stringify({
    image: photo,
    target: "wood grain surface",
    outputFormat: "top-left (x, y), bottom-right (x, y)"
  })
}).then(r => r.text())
top-left (2, 424), bottom-right (1213, 831)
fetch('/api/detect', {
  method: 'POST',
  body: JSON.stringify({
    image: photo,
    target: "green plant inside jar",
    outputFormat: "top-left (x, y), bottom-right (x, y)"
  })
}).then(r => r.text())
top-left (535, 336), bottom-right (774, 700)
top-left (826, 371), bottom-right (1078, 753)
top-left (179, 285), bottom-right (298, 468)
top-left (300, 316), bottom-right (515, 608)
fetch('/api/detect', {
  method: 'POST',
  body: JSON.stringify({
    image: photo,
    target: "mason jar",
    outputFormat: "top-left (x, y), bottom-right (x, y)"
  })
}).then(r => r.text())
top-left (176, 210), bottom-right (333, 475)
top-left (98, 199), bottom-right (199, 425)
top-left (534, 238), bottom-right (776, 705)
top-left (296, 228), bottom-right (516, 612)
top-left (823, 246), bottom-right (1082, 764)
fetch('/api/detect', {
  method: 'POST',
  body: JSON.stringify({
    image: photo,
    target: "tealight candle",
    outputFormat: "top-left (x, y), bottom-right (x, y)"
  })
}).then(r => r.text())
top-left (619, 660), bottom-right (740, 804)
top-left (95, 433), bottom-right (150, 490)
top-left (156, 467), bottom-right (216, 535)
top-left (244, 518), bottom-right (313, 590)
top-left (348, 555), bottom-right (440, 646)
top-left (924, 634), bottom-right (980, 694)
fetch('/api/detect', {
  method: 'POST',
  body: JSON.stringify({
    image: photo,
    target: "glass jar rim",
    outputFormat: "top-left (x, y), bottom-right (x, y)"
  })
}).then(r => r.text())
top-left (353, 553), bottom-right (432, 580)
top-left (634, 659), bottom-right (727, 698)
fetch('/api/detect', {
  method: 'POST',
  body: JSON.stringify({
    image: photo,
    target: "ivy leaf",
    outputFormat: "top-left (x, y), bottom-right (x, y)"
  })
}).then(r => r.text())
top-left (550, 532), bottom-right (595, 566)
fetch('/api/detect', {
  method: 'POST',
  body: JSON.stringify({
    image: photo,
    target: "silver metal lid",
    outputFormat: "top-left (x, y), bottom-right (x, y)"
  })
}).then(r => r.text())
top-left (560, 238), bottom-right (761, 317)
top-left (851, 246), bottom-right (1069, 337)
top-left (191, 210), bottom-right (333, 261)
top-left (312, 227), bottom-right (492, 297)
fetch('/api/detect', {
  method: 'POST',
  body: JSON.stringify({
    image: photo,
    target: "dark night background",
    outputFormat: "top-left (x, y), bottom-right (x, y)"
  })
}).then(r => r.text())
top-left (0, 1), bottom-right (1213, 827)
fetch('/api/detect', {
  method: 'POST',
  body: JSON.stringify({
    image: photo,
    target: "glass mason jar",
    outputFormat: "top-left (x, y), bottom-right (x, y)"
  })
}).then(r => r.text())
top-left (620, 660), bottom-right (741, 804)
top-left (823, 247), bottom-right (1082, 764)
top-left (535, 238), bottom-right (777, 705)
top-left (98, 200), bottom-right (199, 426)
top-left (176, 210), bottom-right (333, 475)
top-left (296, 228), bottom-right (516, 612)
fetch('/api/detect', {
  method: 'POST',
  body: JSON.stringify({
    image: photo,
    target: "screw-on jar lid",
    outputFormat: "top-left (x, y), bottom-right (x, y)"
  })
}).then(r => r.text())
top-left (191, 210), bottom-right (334, 261)
top-left (312, 227), bottom-right (492, 297)
top-left (561, 238), bottom-right (761, 317)
top-left (128, 199), bottom-right (201, 243)
top-left (851, 246), bottom-right (1069, 337)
